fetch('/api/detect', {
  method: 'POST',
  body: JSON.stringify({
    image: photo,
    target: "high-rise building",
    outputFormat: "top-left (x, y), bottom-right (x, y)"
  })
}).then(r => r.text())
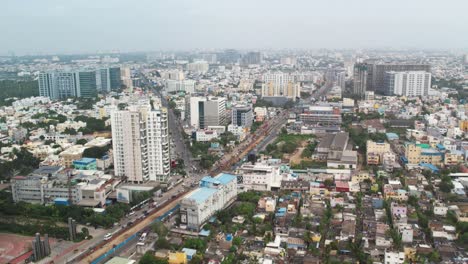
top-left (111, 103), bottom-right (170, 183)
top-left (187, 61), bottom-right (209, 74)
top-left (165, 80), bottom-right (195, 93)
top-left (76, 70), bottom-right (97, 98)
top-left (96, 67), bottom-right (122, 92)
top-left (189, 97), bottom-right (227, 129)
top-left (231, 105), bottom-right (253, 128)
top-left (120, 67), bottom-right (133, 90)
top-left (39, 67), bottom-right (119, 99)
top-left (109, 67), bottom-right (122, 90)
top-left (220, 49), bottom-right (240, 64)
top-left (353, 64), bottom-right (368, 97)
top-left (365, 62), bottom-right (431, 94)
top-left (241, 52), bottom-right (262, 65)
top-left (39, 72), bottom-right (77, 99)
top-left (262, 72), bottom-right (301, 99)
top-left (384, 71), bottom-right (431, 97)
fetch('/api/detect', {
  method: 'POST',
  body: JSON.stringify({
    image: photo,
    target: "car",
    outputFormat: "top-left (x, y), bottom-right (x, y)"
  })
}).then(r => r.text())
top-left (103, 233), bottom-right (113, 241)
top-left (129, 211), bottom-right (136, 216)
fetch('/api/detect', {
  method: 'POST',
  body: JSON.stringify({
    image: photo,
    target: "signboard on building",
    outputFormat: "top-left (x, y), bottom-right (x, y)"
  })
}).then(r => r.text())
top-left (116, 188), bottom-right (131, 204)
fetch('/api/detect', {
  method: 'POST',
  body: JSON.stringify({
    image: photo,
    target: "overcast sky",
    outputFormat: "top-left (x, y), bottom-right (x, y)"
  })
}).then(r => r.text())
top-left (2, 0), bottom-right (468, 55)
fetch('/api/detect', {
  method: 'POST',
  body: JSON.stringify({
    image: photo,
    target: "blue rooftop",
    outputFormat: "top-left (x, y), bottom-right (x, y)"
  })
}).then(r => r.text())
top-left (74, 157), bottom-right (96, 164)
top-left (187, 187), bottom-right (218, 203)
top-left (419, 163), bottom-right (439, 173)
top-left (200, 173), bottom-right (236, 187)
top-left (216, 173), bottom-right (236, 185)
top-left (54, 198), bottom-right (69, 202)
top-left (386, 133), bottom-right (399, 140)
top-left (199, 229), bottom-right (211, 237)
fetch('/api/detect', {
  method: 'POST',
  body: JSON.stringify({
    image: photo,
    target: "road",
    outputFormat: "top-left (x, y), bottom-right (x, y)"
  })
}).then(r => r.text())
top-left (81, 196), bottom-right (186, 263)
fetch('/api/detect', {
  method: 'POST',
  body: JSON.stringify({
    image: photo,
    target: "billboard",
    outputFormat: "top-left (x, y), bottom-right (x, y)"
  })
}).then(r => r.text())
top-left (116, 188), bottom-right (131, 204)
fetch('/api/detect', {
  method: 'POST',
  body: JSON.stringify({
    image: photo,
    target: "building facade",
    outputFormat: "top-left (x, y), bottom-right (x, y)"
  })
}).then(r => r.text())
top-left (231, 105), bottom-right (253, 128)
top-left (180, 173), bottom-right (237, 231)
top-left (111, 103), bottom-right (170, 183)
top-left (384, 71), bottom-right (431, 97)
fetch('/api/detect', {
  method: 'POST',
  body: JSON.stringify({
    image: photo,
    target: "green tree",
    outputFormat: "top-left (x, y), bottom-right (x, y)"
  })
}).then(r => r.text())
top-left (76, 138), bottom-right (88, 145)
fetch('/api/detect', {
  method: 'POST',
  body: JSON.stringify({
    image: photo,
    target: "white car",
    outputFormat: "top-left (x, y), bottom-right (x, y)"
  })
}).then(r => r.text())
top-left (103, 233), bottom-right (113, 241)
top-left (129, 211), bottom-right (136, 216)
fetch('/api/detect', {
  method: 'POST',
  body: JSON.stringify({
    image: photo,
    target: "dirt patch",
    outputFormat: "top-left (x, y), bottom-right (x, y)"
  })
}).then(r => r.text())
top-left (288, 140), bottom-right (310, 165)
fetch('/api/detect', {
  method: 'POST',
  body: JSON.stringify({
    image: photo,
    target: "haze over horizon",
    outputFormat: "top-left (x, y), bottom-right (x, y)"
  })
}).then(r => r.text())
top-left (3, 0), bottom-right (468, 55)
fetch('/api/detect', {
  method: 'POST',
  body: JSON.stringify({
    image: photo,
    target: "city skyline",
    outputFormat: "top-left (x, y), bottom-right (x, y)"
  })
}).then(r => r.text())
top-left (2, 0), bottom-right (468, 55)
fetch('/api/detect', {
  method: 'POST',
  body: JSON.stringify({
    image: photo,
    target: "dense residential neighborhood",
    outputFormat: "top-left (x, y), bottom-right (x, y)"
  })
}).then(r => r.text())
top-left (0, 45), bottom-right (468, 264)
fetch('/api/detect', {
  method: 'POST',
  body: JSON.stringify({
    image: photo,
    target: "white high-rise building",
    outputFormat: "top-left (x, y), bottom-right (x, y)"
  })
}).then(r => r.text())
top-left (165, 80), bottom-right (195, 93)
top-left (187, 61), bottom-right (209, 74)
top-left (384, 71), bottom-right (431, 97)
top-left (189, 96), bottom-right (227, 129)
top-left (111, 102), bottom-right (170, 183)
top-left (261, 72), bottom-right (300, 99)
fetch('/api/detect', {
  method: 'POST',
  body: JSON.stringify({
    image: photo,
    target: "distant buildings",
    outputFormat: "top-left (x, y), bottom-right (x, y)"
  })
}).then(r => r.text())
top-left (353, 62), bottom-right (431, 95)
top-left (111, 103), bottom-right (170, 183)
top-left (241, 52), bottom-right (262, 65)
top-left (180, 173), bottom-right (237, 231)
top-left (353, 63), bottom-right (368, 97)
top-left (39, 67), bottom-right (121, 99)
top-left (187, 61), bottom-right (209, 74)
top-left (261, 72), bottom-right (301, 99)
top-left (384, 71), bottom-right (431, 97)
top-left (165, 80), bottom-right (195, 94)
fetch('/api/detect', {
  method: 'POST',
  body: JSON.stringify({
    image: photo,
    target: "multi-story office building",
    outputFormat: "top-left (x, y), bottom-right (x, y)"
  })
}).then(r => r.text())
top-left (262, 72), bottom-right (301, 99)
top-left (180, 173), bottom-right (237, 231)
top-left (11, 167), bottom-right (112, 207)
top-left (299, 105), bottom-right (342, 126)
top-left (189, 97), bottom-right (227, 129)
top-left (39, 67), bottom-right (120, 99)
top-left (353, 63), bottom-right (368, 97)
top-left (76, 70), bottom-right (97, 98)
top-left (96, 67), bottom-right (122, 92)
top-left (231, 105), bottom-right (253, 128)
top-left (111, 103), bottom-right (170, 183)
top-left (39, 72), bottom-right (77, 99)
top-left (238, 162), bottom-right (282, 191)
top-left (165, 80), bottom-right (195, 94)
top-left (365, 62), bottom-right (431, 94)
top-left (384, 71), bottom-right (431, 97)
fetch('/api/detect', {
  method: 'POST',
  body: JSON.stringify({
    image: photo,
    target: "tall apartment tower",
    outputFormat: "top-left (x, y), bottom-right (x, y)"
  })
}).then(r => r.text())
top-left (189, 97), bottom-right (227, 129)
top-left (384, 71), bottom-right (431, 97)
top-left (262, 72), bottom-right (300, 99)
top-left (365, 62), bottom-right (431, 94)
top-left (111, 103), bottom-right (170, 183)
top-left (353, 63), bottom-right (368, 98)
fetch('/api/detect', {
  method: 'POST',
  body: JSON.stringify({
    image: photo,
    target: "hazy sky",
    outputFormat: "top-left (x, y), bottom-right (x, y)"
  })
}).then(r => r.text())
top-left (2, 0), bottom-right (468, 55)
